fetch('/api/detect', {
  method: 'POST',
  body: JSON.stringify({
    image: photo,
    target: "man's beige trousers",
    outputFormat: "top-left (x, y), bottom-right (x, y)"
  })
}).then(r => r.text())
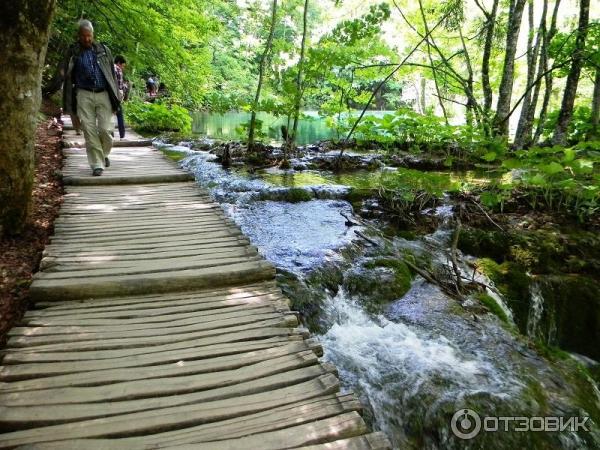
top-left (77, 89), bottom-right (113, 170)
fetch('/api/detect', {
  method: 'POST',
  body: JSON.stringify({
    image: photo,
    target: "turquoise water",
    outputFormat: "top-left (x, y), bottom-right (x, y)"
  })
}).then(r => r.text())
top-left (191, 111), bottom-right (393, 145)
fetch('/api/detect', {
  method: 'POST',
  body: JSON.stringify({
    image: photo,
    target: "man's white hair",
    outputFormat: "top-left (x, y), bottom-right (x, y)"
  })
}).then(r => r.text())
top-left (78, 19), bottom-right (94, 33)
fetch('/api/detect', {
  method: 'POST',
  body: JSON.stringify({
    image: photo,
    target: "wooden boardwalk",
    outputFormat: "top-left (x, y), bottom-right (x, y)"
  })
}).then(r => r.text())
top-left (0, 120), bottom-right (390, 449)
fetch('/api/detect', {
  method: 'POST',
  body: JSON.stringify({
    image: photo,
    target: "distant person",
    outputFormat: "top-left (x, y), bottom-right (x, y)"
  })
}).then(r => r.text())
top-left (61, 20), bottom-right (120, 176)
top-left (114, 55), bottom-right (127, 139)
top-left (146, 76), bottom-right (158, 101)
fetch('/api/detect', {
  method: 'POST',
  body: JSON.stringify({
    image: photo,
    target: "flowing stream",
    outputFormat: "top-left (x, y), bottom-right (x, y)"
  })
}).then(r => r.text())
top-left (163, 143), bottom-right (600, 449)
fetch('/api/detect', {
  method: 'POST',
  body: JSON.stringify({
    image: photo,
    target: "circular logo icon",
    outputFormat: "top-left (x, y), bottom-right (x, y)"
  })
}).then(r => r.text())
top-left (451, 409), bottom-right (481, 440)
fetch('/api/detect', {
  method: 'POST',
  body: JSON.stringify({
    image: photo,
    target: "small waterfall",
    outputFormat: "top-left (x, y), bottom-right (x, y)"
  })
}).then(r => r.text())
top-left (527, 281), bottom-right (544, 340)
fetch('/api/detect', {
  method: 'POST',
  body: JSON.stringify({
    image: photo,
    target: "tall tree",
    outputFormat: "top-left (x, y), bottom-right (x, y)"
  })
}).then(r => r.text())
top-left (590, 67), bottom-right (600, 140)
top-left (475, 0), bottom-right (500, 119)
top-left (287, 0), bottom-right (310, 156)
top-left (514, 0), bottom-right (546, 149)
top-left (248, 0), bottom-right (278, 151)
top-left (533, 0), bottom-right (562, 144)
top-left (492, 0), bottom-right (527, 137)
top-left (0, 0), bottom-right (57, 236)
top-left (552, 0), bottom-right (590, 145)
top-left (417, 0), bottom-right (449, 125)
top-left (585, 22), bottom-right (600, 140)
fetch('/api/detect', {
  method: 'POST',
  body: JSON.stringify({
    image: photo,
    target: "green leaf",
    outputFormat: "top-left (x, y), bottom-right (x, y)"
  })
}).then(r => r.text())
top-left (480, 192), bottom-right (499, 208)
top-left (541, 162), bottom-right (564, 175)
top-left (572, 159), bottom-right (594, 174)
top-left (482, 152), bottom-right (497, 162)
top-left (528, 174), bottom-right (547, 186)
top-left (502, 159), bottom-right (522, 169)
top-left (563, 147), bottom-right (576, 163)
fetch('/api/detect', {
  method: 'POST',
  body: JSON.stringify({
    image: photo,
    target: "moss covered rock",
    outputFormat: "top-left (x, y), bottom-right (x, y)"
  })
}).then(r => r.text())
top-left (343, 257), bottom-right (413, 312)
top-left (476, 258), bottom-right (530, 332)
top-left (537, 275), bottom-right (600, 361)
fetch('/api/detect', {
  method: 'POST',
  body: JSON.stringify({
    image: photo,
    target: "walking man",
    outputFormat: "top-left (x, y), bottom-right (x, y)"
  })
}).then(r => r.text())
top-left (62, 20), bottom-right (121, 176)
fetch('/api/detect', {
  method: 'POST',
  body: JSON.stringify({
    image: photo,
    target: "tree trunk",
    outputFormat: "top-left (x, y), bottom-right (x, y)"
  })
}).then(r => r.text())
top-left (514, 0), bottom-right (546, 149)
top-left (459, 27), bottom-right (476, 126)
top-left (0, 0), bottom-right (57, 237)
top-left (520, 0), bottom-right (549, 148)
top-left (420, 76), bottom-right (427, 113)
top-left (288, 0), bottom-right (309, 157)
top-left (418, 0), bottom-right (449, 125)
top-left (481, 0), bottom-right (500, 118)
top-left (588, 68), bottom-right (600, 140)
top-left (492, 0), bottom-right (527, 137)
top-left (533, 0), bottom-right (561, 144)
top-left (552, 0), bottom-right (590, 146)
top-left (248, 0), bottom-right (278, 152)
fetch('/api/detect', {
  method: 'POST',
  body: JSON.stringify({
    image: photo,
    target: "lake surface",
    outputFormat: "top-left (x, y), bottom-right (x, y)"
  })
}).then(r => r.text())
top-left (191, 110), bottom-right (394, 145)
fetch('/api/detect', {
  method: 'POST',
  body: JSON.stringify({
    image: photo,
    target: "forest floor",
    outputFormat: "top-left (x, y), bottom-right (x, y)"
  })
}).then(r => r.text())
top-left (0, 100), bottom-right (63, 345)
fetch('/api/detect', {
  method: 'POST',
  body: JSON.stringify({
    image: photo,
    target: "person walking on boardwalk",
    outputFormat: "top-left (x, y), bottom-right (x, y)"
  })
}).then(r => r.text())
top-left (114, 55), bottom-right (128, 139)
top-left (61, 20), bottom-right (121, 176)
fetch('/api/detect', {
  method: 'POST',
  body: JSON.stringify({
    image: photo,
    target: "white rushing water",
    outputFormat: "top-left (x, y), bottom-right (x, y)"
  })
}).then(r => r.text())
top-left (319, 287), bottom-right (521, 447)
top-left (527, 281), bottom-right (544, 340)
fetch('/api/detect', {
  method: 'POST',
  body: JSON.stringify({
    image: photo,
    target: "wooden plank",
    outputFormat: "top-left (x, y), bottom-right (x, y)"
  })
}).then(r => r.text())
top-left (28, 260), bottom-right (276, 302)
top-left (5, 396), bottom-right (362, 450)
top-left (0, 338), bottom-right (297, 380)
top-left (4, 319), bottom-right (299, 354)
top-left (34, 254), bottom-right (262, 281)
top-left (50, 222), bottom-right (238, 241)
top-left (41, 229), bottom-right (245, 250)
top-left (40, 246), bottom-right (259, 272)
top-left (1, 328), bottom-right (306, 364)
top-left (0, 356), bottom-right (330, 415)
top-left (1, 342), bottom-right (314, 391)
top-left (28, 300), bottom-right (287, 327)
top-left (7, 312), bottom-right (297, 348)
top-left (158, 412), bottom-right (367, 450)
top-left (53, 217), bottom-right (231, 234)
top-left (0, 374), bottom-right (340, 447)
top-left (24, 287), bottom-right (280, 317)
top-left (42, 237), bottom-right (251, 257)
top-left (23, 290), bottom-right (284, 320)
top-left (143, 393), bottom-right (361, 446)
top-left (21, 296), bottom-right (287, 327)
top-left (63, 173), bottom-right (194, 185)
top-left (29, 282), bottom-right (279, 311)
top-left (18, 302), bottom-right (289, 331)
top-left (42, 251), bottom-right (257, 274)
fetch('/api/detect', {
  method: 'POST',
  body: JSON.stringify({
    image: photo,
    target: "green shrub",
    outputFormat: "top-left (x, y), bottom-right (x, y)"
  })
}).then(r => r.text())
top-left (349, 108), bottom-right (507, 163)
top-left (125, 100), bottom-right (192, 133)
top-left (540, 106), bottom-right (592, 144)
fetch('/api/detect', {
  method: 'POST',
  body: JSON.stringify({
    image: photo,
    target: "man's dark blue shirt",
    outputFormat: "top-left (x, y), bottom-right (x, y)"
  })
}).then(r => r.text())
top-left (74, 48), bottom-right (107, 90)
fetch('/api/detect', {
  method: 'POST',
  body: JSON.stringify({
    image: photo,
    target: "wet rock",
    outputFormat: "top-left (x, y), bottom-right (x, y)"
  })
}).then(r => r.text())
top-left (536, 275), bottom-right (600, 361)
top-left (476, 258), bottom-right (530, 332)
top-left (343, 257), bottom-right (413, 312)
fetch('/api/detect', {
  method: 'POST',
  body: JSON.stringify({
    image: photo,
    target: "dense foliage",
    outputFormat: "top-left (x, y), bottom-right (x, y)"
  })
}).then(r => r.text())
top-left (40, 0), bottom-right (600, 223)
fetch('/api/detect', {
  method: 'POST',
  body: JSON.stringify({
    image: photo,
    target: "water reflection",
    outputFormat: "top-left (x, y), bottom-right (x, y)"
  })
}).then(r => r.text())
top-left (191, 111), bottom-right (394, 145)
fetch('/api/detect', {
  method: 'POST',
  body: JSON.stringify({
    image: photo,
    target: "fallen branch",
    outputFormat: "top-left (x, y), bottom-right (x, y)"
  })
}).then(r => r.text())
top-left (471, 199), bottom-right (505, 232)
top-left (450, 218), bottom-right (463, 294)
top-left (355, 230), bottom-right (379, 247)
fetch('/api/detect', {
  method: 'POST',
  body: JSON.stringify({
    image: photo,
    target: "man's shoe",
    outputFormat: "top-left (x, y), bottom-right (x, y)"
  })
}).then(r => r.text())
top-left (92, 168), bottom-right (103, 176)
top-left (105, 157), bottom-right (110, 167)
